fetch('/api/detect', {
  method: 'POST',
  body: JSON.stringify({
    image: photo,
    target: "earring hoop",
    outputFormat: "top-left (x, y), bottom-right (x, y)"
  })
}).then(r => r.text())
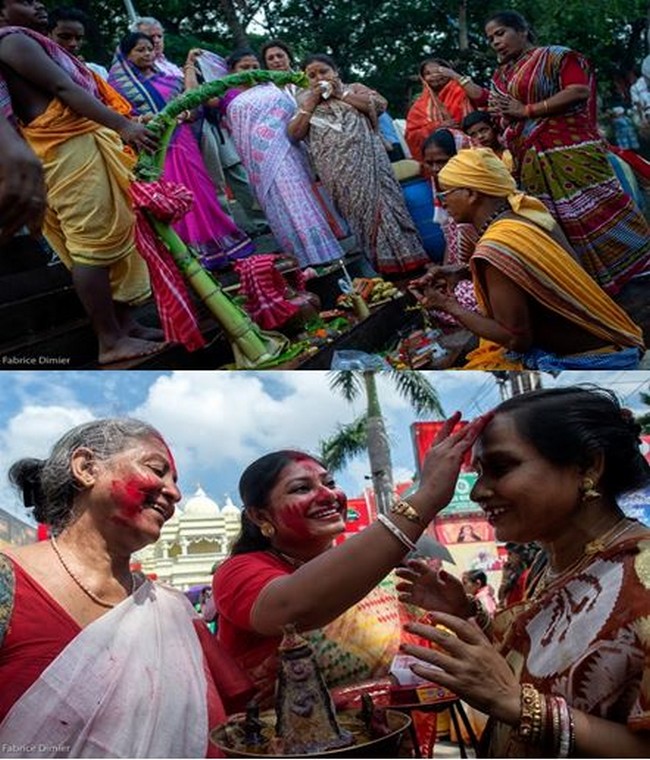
top-left (260, 522), bottom-right (276, 538)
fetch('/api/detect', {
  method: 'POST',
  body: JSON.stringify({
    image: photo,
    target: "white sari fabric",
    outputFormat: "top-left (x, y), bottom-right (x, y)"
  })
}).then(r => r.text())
top-left (0, 581), bottom-right (208, 758)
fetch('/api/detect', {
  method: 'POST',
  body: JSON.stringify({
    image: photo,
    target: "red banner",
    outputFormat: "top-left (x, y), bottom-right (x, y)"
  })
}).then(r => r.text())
top-left (411, 421), bottom-right (474, 474)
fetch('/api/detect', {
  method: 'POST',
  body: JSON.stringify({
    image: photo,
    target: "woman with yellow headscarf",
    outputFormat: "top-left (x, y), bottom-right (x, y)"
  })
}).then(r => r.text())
top-left (409, 148), bottom-right (645, 370)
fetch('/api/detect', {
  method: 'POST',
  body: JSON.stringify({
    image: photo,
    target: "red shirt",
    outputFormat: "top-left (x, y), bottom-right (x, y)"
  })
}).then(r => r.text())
top-left (213, 551), bottom-right (290, 673)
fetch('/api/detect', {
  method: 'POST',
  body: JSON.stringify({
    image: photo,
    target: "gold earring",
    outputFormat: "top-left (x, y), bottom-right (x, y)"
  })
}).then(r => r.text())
top-left (581, 477), bottom-right (601, 501)
top-left (260, 522), bottom-right (276, 538)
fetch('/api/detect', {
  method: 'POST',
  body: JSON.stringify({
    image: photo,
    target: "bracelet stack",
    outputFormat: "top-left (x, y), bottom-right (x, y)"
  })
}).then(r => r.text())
top-left (517, 683), bottom-right (576, 756)
top-left (458, 75), bottom-right (472, 88)
top-left (377, 513), bottom-right (417, 553)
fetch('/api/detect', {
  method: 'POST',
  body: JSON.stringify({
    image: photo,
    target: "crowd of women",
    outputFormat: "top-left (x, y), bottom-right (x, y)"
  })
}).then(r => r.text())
top-left (2, 6), bottom-right (648, 368)
top-left (0, 382), bottom-right (648, 757)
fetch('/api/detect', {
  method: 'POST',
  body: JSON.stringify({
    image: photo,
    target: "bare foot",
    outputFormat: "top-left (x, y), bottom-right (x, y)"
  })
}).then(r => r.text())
top-left (98, 337), bottom-right (167, 365)
top-left (128, 323), bottom-right (166, 341)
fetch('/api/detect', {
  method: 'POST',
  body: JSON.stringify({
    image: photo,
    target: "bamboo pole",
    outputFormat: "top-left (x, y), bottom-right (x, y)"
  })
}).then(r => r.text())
top-left (135, 70), bottom-right (309, 368)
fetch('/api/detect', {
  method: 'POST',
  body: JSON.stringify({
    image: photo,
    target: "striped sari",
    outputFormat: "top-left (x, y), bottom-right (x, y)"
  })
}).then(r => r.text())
top-left (463, 217), bottom-right (645, 370)
top-left (491, 46), bottom-right (650, 295)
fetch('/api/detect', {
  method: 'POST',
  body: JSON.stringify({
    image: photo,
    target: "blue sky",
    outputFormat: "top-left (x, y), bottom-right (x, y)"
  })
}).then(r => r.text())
top-left (0, 370), bottom-right (648, 524)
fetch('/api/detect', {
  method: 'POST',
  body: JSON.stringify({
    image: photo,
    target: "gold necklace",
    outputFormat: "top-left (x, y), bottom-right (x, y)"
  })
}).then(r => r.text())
top-left (267, 547), bottom-right (304, 568)
top-left (51, 536), bottom-right (135, 609)
top-left (537, 516), bottom-right (636, 594)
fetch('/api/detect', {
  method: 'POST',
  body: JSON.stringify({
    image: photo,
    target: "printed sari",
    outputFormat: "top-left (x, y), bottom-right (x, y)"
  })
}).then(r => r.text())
top-left (482, 528), bottom-right (650, 756)
top-left (224, 84), bottom-right (343, 268)
top-left (108, 53), bottom-right (254, 269)
top-left (306, 87), bottom-right (429, 275)
top-left (491, 45), bottom-right (650, 294)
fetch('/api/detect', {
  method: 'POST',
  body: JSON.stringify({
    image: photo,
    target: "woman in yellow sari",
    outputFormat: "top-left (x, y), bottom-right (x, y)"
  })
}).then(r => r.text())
top-left (409, 148), bottom-right (645, 370)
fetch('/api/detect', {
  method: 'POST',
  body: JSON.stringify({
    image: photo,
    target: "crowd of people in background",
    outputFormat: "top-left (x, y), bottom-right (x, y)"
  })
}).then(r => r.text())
top-left (0, 4), bottom-right (649, 367)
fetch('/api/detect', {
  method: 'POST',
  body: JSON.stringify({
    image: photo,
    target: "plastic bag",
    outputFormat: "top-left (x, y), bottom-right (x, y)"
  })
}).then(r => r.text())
top-left (330, 350), bottom-right (392, 370)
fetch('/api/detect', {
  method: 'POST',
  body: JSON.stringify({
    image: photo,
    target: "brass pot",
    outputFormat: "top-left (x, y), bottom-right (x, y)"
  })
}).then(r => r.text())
top-left (210, 708), bottom-right (411, 759)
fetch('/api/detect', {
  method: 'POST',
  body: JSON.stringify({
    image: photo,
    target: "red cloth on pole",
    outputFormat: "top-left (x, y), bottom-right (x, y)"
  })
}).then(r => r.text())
top-left (130, 180), bottom-right (206, 352)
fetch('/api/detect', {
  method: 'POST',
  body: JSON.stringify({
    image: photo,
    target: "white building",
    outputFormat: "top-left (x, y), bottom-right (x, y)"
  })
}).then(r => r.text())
top-left (135, 486), bottom-right (242, 590)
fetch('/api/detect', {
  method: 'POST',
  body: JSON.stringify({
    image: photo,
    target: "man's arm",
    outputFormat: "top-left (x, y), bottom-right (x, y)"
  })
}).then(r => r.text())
top-left (0, 34), bottom-right (156, 151)
top-left (0, 115), bottom-right (45, 243)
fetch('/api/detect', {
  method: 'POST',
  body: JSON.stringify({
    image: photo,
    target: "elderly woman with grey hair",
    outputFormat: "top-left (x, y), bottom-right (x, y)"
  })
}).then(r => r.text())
top-left (129, 15), bottom-right (181, 76)
top-left (0, 418), bottom-right (251, 758)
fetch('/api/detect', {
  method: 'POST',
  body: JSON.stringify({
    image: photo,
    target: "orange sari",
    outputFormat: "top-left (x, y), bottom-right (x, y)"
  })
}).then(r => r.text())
top-left (405, 80), bottom-right (474, 160)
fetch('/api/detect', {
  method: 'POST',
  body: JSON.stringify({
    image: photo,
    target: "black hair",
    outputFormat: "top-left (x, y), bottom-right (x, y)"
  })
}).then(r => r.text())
top-left (48, 6), bottom-right (88, 31)
top-left (485, 10), bottom-right (536, 43)
top-left (418, 57), bottom-right (452, 78)
top-left (260, 38), bottom-right (294, 68)
top-left (494, 386), bottom-right (650, 500)
top-left (301, 53), bottom-right (338, 73)
top-left (230, 450), bottom-right (324, 555)
top-left (421, 127), bottom-right (457, 157)
top-left (226, 47), bottom-right (259, 72)
top-left (119, 31), bottom-right (153, 57)
top-left (466, 569), bottom-right (487, 586)
top-left (462, 110), bottom-right (494, 132)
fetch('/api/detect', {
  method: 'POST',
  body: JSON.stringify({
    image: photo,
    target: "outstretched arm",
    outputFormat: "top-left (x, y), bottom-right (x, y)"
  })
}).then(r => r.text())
top-left (249, 412), bottom-right (493, 634)
top-left (0, 34), bottom-right (156, 152)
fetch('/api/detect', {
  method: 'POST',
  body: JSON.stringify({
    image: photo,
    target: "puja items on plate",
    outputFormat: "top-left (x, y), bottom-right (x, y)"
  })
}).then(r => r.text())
top-left (336, 278), bottom-right (400, 310)
top-left (275, 624), bottom-right (354, 755)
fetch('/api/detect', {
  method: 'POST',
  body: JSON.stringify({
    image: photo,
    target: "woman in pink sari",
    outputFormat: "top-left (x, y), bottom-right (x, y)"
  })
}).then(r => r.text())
top-left (108, 33), bottom-right (254, 270)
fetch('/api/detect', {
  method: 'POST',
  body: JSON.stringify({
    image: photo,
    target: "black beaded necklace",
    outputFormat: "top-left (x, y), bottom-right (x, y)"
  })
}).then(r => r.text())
top-left (477, 201), bottom-right (510, 238)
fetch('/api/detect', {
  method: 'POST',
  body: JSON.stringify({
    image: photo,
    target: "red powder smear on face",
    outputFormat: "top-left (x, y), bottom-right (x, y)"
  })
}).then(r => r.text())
top-left (110, 475), bottom-right (159, 522)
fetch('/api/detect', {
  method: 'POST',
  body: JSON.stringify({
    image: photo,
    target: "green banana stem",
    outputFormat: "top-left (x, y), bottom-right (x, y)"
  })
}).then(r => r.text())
top-left (134, 68), bottom-right (309, 367)
top-left (136, 69), bottom-right (308, 181)
top-left (148, 217), bottom-right (284, 364)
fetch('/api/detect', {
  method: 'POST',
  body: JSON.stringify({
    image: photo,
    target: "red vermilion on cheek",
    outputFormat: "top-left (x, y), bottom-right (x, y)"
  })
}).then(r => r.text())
top-left (110, 475), bottom-right (158, 521)
top-left (277, 501), bottom-right (313, 537)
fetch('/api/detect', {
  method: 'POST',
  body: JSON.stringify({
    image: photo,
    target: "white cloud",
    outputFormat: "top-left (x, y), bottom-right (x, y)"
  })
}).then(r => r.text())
top-left (0, 405), bottom-right (95, 518)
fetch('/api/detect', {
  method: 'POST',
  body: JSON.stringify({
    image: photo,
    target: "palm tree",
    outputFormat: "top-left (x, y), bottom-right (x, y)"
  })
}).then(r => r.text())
top-left (320, 370), bottom-right (444, 515)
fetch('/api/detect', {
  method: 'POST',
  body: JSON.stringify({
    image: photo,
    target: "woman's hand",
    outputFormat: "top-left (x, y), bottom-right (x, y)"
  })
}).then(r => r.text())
top-left (492, 93), bottom-right (526, 119)
top-left (415, 410), bottom-right (494, 512)
top-left (402, 612), bottom-right (521, 723)
top-left (185, 48), bottom-right (203, 67)
top-left (426, 64), bottom-right (461, 82)
top-left (118, 120), bottom-right (159, 153)
top-left (396, 559), bottom-right (470, 616)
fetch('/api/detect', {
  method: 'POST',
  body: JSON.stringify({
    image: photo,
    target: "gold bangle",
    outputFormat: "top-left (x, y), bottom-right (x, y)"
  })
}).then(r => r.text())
top-left (518, 684), bottom-right (544, 744)
top-left (390, 498), bottom-right (425, 526)
top-left (458, 75), bottom-right (471, 87)
top-left (542, 99), bottom-right (549, 114)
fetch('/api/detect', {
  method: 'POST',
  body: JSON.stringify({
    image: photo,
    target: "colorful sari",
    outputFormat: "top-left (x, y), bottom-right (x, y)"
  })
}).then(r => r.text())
top-left (223, 84), bottom-right (343, 268)
top-left (405, 80), bottom-right (475, 161)
top-left (482, 528), bottom-right (650, 757)
top-left (463, 216), bottom-right (645, 370)
top-left (305, 86), bottom-right (429, 275)
top-left (108, 53), bottom-right (254, 269)
top-left (491, 45), bottom-right (650, 294)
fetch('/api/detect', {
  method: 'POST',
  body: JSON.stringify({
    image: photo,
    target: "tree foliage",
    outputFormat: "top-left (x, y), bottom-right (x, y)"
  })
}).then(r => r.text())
top-left (81, 0), bottom-right (648, 110)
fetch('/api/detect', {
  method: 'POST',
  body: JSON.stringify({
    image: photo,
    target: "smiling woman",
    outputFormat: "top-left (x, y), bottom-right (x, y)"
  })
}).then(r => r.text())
top-left (0, 418), bottom-right (254, 758)
top-left (397, 386), bottom-right (650, 758)
top-left (213, 420), bottom-right (492, 703)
